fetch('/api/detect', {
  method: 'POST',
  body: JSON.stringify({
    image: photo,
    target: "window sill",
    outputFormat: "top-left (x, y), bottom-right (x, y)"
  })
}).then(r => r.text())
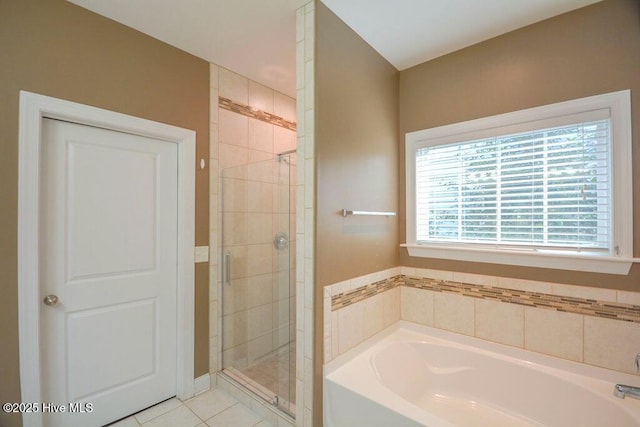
top-left (401, 244), bottom-right (636, 275)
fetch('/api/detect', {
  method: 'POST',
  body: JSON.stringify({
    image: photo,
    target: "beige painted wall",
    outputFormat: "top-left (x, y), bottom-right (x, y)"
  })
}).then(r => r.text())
top-left (315, 2), bottom-right (399, 423)
top-left (0, 1), bottom-right (209, 426)
top-left (315, 3), bottom-right (400, 288)
top-left (399, 0), bottom-right (640, 291)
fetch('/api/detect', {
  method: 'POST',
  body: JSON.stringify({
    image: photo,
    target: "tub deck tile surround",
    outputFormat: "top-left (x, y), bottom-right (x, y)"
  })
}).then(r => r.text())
top-left (330, 274), bottom-right (640, 324)
top-left (325, 269), bottom-right (640, 376)
top-left (325, 267), bottom-right (640, 379)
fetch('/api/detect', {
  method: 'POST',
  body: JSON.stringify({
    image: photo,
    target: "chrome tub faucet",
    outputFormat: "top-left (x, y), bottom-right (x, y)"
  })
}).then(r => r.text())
top-left (614, 384), bottom-right (640, 399)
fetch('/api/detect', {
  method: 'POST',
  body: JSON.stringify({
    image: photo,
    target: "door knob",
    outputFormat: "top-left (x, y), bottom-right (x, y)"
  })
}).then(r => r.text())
top-left (43, 294), bottom-right (59, 306)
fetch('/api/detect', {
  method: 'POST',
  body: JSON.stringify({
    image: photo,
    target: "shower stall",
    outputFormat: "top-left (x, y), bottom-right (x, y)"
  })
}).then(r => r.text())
top-left (220, 151), bottom-right (296, 416)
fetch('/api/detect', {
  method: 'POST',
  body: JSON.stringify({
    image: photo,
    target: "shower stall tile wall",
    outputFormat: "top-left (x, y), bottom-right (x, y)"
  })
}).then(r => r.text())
top-left (323, 268), bottom-right (640, 377)
top-left (210, 62), bottom-right (297, 417)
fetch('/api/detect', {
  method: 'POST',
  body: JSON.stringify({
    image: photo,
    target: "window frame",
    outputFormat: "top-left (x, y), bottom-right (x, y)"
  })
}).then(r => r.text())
top-left (403, 90), bottom-right (634, 274)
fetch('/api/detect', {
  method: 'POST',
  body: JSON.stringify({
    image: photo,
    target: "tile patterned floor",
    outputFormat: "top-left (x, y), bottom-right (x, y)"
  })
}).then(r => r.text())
top-left (108, 386), bottom-right (275, 427)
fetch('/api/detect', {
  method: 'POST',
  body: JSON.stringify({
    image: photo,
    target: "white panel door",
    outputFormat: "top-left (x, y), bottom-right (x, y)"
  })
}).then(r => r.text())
top-left (40, 118), bottom-right (178, 427)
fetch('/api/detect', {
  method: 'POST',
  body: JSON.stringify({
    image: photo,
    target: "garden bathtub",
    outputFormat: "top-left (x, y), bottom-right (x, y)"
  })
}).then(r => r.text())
top-left (324, 321), bottom-right (640, 426)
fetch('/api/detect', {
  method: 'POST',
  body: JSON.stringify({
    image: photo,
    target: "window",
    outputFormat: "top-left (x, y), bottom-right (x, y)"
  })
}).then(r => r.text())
top-left (404, 91), bottom-right (633, 274)
top-left (417, 119), bottom-right (610, 249)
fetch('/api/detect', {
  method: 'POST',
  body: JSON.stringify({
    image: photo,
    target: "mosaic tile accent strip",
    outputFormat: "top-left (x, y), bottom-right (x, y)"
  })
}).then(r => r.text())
top-left (331, 275), bottom-right (640, 324)
top-left (331, 275), bottom-right (402, 311)
top-left (219, 97), bottom-right (296, 131)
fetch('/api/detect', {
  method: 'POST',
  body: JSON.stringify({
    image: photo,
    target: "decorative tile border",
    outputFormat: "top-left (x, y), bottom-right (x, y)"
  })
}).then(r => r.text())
top-left (331, 275), bottom-right (640, 324)
top-left (219, 97), bottom-right (296, 131)
top-left (331, 276), bottom-right (401, 311)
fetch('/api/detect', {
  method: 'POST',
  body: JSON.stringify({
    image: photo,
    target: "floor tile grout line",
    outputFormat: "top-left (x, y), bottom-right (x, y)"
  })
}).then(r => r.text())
top-left (128, 385), bottom-right (278, 427)
top-left (184, 400), bottom-right (206, 422)
top-left (203, 401), bottom-right (239, 424)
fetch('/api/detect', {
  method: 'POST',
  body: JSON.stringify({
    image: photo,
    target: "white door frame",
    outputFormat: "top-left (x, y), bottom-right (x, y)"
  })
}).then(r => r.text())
top-left (17, 91), bottom-right (196, 427)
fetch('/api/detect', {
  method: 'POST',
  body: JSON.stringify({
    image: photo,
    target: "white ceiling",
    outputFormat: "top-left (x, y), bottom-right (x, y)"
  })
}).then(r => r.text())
top-left (321, 0), bottom-right (601, 71)
top-left (67, 0), bottom-right (601, 98)
top-left (67, 0), bottom-right (307, 97)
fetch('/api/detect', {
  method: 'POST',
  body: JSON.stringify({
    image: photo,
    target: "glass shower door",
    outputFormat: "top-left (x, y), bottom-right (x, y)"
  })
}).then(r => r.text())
top-left (220, 153), bottom-right (296, 416)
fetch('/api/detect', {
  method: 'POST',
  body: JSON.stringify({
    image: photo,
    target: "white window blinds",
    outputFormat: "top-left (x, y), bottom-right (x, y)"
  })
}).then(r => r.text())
top-left (415, 119), bottom-right (611, 251)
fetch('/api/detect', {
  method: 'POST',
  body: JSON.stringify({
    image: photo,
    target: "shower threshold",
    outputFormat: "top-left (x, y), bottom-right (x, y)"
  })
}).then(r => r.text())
top-left (222, 367), bottom-right (296, 419)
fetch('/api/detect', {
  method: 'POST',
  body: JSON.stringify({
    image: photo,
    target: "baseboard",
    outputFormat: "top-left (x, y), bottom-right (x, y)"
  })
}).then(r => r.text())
top-left (193, 373), bottom-right (211, 395)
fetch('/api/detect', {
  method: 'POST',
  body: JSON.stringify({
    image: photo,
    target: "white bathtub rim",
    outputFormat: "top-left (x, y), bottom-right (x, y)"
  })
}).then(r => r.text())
top-left (324, 320), bottom-right (640, 425)
top-left (326, 320), bottom-right (640, 386)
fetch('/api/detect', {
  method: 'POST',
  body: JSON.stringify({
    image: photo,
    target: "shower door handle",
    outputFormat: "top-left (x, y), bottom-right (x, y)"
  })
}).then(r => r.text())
top-left (223, 251), bottom-right (231, 286)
